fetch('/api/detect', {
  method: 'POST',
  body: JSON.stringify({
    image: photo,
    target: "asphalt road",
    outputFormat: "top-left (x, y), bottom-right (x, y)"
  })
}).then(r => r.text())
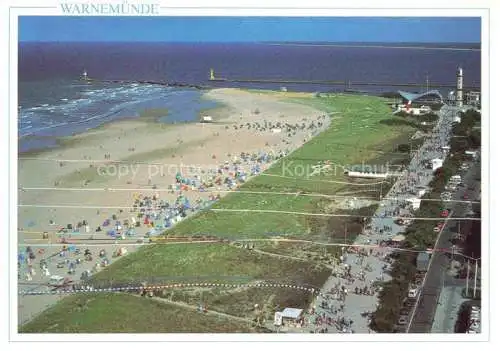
top-left (407, 159), bottom-right (481, 333)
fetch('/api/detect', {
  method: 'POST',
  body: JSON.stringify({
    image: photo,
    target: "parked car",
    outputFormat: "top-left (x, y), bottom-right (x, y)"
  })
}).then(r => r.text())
top-left (408, 288), bottom-right (419, 298)
top-left (404, 301), bottom-right (415, 308)
top-left (469, 321), bottom-right (480, 332)
top-left (398, 316), bottom-right (409, 325)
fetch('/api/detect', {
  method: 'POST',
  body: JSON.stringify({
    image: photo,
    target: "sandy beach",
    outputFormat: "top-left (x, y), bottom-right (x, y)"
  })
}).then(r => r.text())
top-left (17, 88), bottom-right (329, 325)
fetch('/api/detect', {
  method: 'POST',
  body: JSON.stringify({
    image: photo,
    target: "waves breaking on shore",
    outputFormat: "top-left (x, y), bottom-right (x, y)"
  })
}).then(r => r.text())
top-left (18, 80), bottom-right (217, 153)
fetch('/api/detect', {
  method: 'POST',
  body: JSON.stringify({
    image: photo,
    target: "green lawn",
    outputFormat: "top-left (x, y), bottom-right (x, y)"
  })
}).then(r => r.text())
top-left (20, 293), bottom-right (257, 333)
top-left (89, 243), bottom-right (329, 286)
top-left (169, 286), bottom-right (313, 318)
top-left (22, 243), bottom-right (330, 333)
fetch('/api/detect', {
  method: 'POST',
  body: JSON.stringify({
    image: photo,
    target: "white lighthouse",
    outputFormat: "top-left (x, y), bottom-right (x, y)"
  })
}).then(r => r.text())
top-left (456, 67), bottom-right (464, 107)
top-left (81, 69), bottom-right (88, 81)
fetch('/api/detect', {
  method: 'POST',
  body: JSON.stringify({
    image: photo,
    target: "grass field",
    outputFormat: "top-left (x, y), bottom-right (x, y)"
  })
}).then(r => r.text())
top-left (21, 243), bottom-right (330, 332)
top-left (20, 293), bottom-right (258, 333)
top-left (168, 285), bottom-right (314, 318)
top-left (88, 243), bottom-right (330, 286)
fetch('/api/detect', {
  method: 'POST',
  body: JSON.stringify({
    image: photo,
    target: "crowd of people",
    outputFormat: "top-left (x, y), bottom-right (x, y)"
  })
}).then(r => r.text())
top-left (19, 114), bottom-right (331, 291)
top-left (305, 106), bottom-right (457, 333)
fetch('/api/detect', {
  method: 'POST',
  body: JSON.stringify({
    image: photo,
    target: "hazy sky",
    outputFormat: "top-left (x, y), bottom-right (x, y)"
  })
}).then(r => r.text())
top-left (19, 16), bottom-right (481, 43)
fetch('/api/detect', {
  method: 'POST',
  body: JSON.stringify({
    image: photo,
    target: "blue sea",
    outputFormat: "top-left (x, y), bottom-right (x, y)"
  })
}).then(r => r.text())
top-left (18, 42), bottom-right (481, 153)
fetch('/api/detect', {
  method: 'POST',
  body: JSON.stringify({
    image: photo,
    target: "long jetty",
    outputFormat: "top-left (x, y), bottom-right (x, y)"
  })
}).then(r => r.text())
top-left (83, 78), bottom-right (210, 90)
top-left (82, 73), bottom-right (480, 91)
top-left (209, 77), bottom-right (479, 90)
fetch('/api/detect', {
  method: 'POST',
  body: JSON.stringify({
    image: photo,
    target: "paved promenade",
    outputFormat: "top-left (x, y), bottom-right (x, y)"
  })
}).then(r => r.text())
top-left (310, 106), bottom-right (458, 333)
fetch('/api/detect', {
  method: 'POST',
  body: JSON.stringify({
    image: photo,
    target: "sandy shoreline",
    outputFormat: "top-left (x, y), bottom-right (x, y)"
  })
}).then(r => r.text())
top-left (17, 88), bottom-right (329, 325)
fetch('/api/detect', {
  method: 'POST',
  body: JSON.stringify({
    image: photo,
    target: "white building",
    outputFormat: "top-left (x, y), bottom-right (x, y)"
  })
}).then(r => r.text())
top-left (456, 67), bottom-right (464, 107)
top-left (275, 308), bottom-right (304, 327)
top-left (415, 187), bottom-right (427, 197)
top-left (407, 198), bottom-right (422, 210)
top-left (430, 158), bottom-right (443, 171)
top-left (346, 171), bottom-right (389, 179)
top-left (466, 91), bottom-right (481, 106)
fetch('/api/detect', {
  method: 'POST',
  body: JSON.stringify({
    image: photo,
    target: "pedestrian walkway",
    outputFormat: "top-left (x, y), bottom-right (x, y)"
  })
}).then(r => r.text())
top-left (311, 106), bottom-right (459, 333)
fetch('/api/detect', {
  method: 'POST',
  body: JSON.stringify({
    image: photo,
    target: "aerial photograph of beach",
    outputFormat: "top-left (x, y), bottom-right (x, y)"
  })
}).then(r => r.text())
top-left (16, 15), bottom-right (482, 334)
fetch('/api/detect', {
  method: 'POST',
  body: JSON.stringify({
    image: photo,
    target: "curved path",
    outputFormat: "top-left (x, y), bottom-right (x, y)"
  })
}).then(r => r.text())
top-left (20, 281), bottom-right (322, 297)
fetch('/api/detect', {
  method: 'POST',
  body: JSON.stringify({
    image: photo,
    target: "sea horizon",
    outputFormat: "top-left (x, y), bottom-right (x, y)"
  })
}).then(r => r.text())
top-left (19, 40), bottom-right (481, 47)
top-left (17, 41), bottom-right (481, 152)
